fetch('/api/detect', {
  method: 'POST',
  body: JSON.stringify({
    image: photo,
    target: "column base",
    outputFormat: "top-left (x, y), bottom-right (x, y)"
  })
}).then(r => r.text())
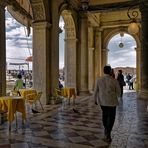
top-left (138, 90), bottom-right (148, 100)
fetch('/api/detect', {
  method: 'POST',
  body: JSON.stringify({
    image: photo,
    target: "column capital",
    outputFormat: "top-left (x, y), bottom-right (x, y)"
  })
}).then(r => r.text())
top-left (79, 11), bottom-right (88, 19)
top-left (32, 21), bottom-right (51, 29)
top-left (64, 38), bottom-right (78, 42)
top-left (94, 27), bottom-right (103, 32)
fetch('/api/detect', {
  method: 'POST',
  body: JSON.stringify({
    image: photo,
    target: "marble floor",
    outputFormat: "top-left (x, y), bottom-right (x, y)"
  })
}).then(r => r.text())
top-left (0, 91), bottom-right (148, 148)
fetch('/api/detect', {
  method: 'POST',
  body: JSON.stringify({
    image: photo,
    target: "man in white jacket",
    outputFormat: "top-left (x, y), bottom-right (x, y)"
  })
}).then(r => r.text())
top-left (94, 65), bottom-right (121, 143)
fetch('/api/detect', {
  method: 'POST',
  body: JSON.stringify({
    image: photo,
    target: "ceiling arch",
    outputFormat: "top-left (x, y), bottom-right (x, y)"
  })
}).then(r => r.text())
top-left (7, 0), bottom-right (48, 26)
top-left (61, 10), bottom-right (76, 39)
top-left (103, 28), bottom-right (141, 49)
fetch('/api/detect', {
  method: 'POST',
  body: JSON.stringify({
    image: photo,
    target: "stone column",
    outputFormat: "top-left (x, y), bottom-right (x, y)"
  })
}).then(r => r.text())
top-left (102, 49), bottom-right (109, 75)
top-left (88, 27), bottom-right (94, 93)
top-left (32, 22), bottom-right (51, 104)
top-left (139, 3), bottom-right (148, 99)
top-left (88, 47), bottom-right (94, 93)
top-left (0, 4), bottom-right (6, 96)
top-left (79, 13), bottom-right (89, 95)
top-left (135, 48), bottom-right (141, 92)
top-left (64, 37), bottom-right (77, 88)
top-left (94, 29), bottom-right (102, 78)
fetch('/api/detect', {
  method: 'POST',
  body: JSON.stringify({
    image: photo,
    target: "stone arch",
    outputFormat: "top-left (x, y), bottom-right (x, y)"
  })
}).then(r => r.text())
top-left (6, 0), bottom-right (48, 26)
top-left (103, 27), bottom-right (141, 91)
top-left (59, 9), bottom-right (77, 88)
top-left (61, 10), bottom-right (76, 39)
top-left (103, 28), bottom-right (141, 49)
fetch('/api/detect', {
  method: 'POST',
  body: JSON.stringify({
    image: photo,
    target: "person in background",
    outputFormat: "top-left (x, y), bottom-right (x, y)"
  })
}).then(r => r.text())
top-left (14, 74), bottom-right (24, 95)
top-left (117, 70), bottom-right (125, 97)
top-left (94, 65), bottom-right (121, 143)
top-left (110, 68), bottom-right (115, 79)
top-left (126, 73), bottom-right (132, 90)
top-left (59, 80), bottom-right (63, 89)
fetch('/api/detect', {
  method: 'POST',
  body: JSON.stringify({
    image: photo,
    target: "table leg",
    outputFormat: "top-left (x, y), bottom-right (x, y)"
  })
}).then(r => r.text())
top-left (15, 113), bottom-right (18, 130)
top-left (9, 122), bottom-right (11, 131)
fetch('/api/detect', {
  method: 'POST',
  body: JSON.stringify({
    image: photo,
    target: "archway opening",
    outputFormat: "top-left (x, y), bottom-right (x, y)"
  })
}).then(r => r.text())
top-left (59, 10), bottom-right (77, 88)
top-left (59, 16), bottom-right (65, 87)
top-left (5, 9), bottom-right (33, 94)
top-left (108, 33), bottom-right (137, 91)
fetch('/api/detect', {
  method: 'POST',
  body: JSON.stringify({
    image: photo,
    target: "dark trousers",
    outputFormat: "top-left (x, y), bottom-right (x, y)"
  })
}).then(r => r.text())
top-left (101, 106), bottom-right (116, 138)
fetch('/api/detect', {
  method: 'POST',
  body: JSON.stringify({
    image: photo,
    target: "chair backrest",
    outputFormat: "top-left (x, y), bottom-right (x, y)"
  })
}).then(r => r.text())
top-left (55, 88), bottom-right (62, 96)
top-left (36, 91), bottom-right (42, 100)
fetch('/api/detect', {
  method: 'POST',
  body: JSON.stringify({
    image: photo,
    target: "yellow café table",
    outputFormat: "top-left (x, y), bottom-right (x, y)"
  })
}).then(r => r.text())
top-left (19, 88), bottom-right (37, 99)
top-left (62, 87), bottom-right (76, 105)
top-left (0, 96), bottom-right (26, 130)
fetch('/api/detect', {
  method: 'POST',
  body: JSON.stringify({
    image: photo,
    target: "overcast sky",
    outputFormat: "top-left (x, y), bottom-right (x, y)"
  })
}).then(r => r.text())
top-left (108, 33), bottom-right (136, 68)
top-left (6, 11), bottom-right (136, 70)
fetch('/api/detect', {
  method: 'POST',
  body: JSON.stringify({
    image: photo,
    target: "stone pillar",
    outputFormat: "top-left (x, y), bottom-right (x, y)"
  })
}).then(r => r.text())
top-left (139, 3), bottom-right (148, 99)
top-left (0, 4), bottom-right (6, 96)
top-left (88, 47), bottom-right (94, 93)
top-left (102, 49), bottom-right (109, 75)
top-left (64, 37), bottom-right (77, 88)
top-left (79, 13), bottom-right (89, 95)
top-left (94, 29), bottom-right (102, 78)
top-left (135, 48), bottom-right (141, 92)
top-left (88, 27), bottom-right (94, 93)
top-left (32, 22), bottom-right (51, 104)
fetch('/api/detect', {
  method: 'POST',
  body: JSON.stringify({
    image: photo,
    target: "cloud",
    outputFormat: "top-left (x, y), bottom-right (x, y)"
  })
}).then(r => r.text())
top-left (108, 33), bottom-right (136, 68)
top-left (6, 11), bottom-right (32, 70)
top-left (6, 11), bottom-right (136, 70)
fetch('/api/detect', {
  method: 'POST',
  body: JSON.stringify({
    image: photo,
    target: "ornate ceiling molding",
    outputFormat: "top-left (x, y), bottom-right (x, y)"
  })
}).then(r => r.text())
top-left (88, 1), bottom-right (141, 12)
top-left (6, 0), bottom-right (32, 20)
top-left (30, 0), bottom-right (46, 21)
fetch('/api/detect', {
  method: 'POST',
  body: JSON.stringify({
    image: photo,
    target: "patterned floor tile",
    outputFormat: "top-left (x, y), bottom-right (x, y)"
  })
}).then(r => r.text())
top-left (0, 92), bottom-right (147, 147)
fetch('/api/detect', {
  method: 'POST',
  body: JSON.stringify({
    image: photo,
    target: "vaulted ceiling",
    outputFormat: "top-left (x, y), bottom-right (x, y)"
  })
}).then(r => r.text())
top-left (6, 0), bottom-right (140, 27)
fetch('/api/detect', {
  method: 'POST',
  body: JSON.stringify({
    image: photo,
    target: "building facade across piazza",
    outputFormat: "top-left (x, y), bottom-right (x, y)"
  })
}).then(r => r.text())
top-left (1, 0), bottom-right (148, 104)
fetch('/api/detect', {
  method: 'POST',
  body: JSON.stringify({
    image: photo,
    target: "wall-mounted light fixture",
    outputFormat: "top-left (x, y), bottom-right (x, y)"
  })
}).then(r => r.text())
top-left (127, 6), bottom-right (139, 34)
top-left (80, 0), bottom-right (89, 11)
top-left (119, 32), bottom-right (124, 48)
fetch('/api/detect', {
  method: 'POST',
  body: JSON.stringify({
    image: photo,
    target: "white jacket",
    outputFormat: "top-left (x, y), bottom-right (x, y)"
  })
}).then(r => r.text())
top-left (94, 75), bottom-right (121, 106)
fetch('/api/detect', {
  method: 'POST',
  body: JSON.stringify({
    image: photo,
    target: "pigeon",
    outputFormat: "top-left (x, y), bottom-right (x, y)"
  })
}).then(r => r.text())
top-left (32, 109), bottom-right (40, 113)
top-left (73, 108), bottom-right (80, 114)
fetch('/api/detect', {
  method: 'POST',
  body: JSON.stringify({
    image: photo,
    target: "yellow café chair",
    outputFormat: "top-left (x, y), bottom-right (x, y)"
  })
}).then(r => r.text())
top-left (26, 91), bottom-right (44, 111)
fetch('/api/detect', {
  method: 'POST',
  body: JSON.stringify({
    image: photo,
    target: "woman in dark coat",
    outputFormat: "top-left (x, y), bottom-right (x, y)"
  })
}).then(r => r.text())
top-left (117, 70), bottom-right (125, 97)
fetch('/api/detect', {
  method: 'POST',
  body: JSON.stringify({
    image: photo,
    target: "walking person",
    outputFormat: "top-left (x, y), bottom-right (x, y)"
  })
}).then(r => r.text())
top-left (13, 74), bottom-right (24, 96)
top-left (117, 70), bottom-right (125, 97)
top-left (94, 65), bottom-right (121, 143)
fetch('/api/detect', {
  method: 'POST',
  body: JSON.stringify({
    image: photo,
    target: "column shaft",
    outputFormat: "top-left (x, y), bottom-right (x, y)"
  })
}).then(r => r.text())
top-left (32, 22), bottom-right (51, 104)
top-left (102, 49), bottom-right (108, 74)
top-left (64, 38), bottom-right (77, 88)
top-left (95, 29), bottom-right (102, 77)
top-left (0, 5), bottom-right (6, 96)
top-left (139, 3), bottom-right (148, 99)
top-left (88, 48), bottom-right (94, 93)
top-left (79, 13), bottom-right (89, 95)
top-left (135, 48), bottom-right (141, 92)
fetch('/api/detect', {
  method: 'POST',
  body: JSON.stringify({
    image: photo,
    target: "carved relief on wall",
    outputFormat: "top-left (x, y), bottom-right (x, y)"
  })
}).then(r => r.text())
top-left (32, 3), bottom-right (45, 21)
top-left (62, 10), bottom-right (76, 39)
